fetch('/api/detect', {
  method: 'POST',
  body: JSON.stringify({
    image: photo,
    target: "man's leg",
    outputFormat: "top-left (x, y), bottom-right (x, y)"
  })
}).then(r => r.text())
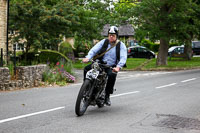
top-left (105, 68), bottom-right (117, 106)
top-left (83, 64), bottom-right (92, 81)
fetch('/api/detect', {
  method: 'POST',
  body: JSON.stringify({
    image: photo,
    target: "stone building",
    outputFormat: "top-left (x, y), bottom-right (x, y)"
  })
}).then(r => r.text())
top-left (0, 0), bottom-right (7, 58)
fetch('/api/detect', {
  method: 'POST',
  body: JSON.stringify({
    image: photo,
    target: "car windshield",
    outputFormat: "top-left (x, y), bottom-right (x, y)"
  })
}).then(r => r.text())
top-left (168, 47), bottom-right (177, 52)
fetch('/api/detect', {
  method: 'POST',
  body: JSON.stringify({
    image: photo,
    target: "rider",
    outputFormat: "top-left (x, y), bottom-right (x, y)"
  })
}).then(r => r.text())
top-left (82, 26), bottom-right (127, 106)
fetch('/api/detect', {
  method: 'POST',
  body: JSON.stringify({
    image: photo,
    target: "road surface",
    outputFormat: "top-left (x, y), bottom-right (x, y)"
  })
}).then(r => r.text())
top-left (0, 69), bottom-right (200, 133)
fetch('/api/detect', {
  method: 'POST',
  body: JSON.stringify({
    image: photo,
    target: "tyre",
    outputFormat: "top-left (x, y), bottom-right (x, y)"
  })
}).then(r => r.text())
top-left (75, 79), bottom-right (92, 116)
top-left (96, 92), bottom-right (106, 108)
top-left (96, 102), bottom-right (104, 108)
top-left (149, 55), bottom-right (153, 59)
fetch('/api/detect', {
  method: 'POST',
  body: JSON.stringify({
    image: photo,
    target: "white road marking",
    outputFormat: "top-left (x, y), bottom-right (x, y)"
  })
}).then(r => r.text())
top-left (156, 83), bottom-right (177, 89)
top-left (71, 83), bottom-right (82, 86)
top-left (181, 78), bottom-right (197, 83)
top-left (111, 91), bottom-right (140, 98)
top-left (0, 106), bottom-right (65, 124)
top-left (118, 72), bottom-right (172, 80)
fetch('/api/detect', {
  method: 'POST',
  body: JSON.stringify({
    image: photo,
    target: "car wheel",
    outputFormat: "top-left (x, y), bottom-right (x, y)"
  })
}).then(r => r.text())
top-left (149, 55), bottom-right (154, 59)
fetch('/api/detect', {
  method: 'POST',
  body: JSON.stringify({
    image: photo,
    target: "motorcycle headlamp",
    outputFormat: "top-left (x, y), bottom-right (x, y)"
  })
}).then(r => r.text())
top-left (92, 62), bottom-right (100, 70)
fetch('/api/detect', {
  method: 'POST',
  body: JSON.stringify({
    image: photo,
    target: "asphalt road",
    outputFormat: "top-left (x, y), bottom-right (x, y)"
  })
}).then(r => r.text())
top-left (0, 69), bottom-right (200, 133)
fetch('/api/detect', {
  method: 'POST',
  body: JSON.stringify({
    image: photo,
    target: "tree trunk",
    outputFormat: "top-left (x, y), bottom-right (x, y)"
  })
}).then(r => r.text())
top-left (156, 38), bottom-right (169, 66)
top-left (184, 40), bottom-right (193, 60)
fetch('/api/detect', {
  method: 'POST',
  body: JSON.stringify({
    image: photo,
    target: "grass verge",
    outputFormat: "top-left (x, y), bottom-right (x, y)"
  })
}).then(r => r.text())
top-left (73, 57), bottom-right (200, 71)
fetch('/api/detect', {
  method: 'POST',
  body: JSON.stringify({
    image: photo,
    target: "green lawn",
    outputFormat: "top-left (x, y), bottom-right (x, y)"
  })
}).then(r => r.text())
top-left (73, 59), bottom-right (88, 69)
top-left (142, 57), bottom-right (200, 70)
top-left (73, 57), bottom-right (200, 71)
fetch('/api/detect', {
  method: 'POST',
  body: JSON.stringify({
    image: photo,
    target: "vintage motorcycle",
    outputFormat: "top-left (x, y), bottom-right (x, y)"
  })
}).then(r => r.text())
top-left (75, 60), bottom-right (112, 116)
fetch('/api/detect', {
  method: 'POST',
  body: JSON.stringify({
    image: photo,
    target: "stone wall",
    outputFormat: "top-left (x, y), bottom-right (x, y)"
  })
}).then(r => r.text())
top-left (0, 0), bottom-right (7, 57)
top-left (0, 65), bottom-right (47, 91)
top-left (0, 67), bottom-right (10, 90)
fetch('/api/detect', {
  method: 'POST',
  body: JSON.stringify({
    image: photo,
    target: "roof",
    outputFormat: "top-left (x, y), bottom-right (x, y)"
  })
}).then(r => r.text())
top-left (101, 24), bottom-right (135, 37)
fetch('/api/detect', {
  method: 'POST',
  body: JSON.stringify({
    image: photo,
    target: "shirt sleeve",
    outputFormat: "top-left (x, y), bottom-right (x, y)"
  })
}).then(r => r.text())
top-left (85, 39), bottom-right (105, 60)
top-left (117, 42), bottom-right (127, 68)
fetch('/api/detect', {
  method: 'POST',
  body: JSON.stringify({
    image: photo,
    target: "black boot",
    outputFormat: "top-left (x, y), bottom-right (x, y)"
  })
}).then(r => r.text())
top-left (105, 94), bottom-right (111, 106)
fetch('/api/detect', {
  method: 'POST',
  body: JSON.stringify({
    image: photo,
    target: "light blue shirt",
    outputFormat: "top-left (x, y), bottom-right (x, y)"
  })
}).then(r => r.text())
top-left (86, 39), bottom-right (127, 68)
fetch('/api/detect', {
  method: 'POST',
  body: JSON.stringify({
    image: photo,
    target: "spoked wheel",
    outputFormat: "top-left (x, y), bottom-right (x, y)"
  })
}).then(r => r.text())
top-left (96, 102), bottom-right (104, 108)
top-left (96, 94), bottom-right (105, 108)
top-left (75, 79), bottom-right (92, 116)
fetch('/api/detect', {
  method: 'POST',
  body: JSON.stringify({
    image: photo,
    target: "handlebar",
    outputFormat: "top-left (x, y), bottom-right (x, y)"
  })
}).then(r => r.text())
top-left (82, 59), bottom-right (118, 74)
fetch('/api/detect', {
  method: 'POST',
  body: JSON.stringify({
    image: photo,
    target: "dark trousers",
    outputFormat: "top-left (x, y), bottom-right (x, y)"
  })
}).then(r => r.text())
top-left (84, 64), bottom-right (117, 95)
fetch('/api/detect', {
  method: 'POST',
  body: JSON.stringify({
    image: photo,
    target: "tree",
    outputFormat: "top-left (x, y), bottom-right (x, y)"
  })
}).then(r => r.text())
top-left (40, 0), bottom-right (80, 50)
top-left (131, 0), bottom-right (200, 65)
top-left (112, 1), bottom-right (136, 25)
top-left (9, 0), bottom-right (79, 54)
top-left (72, 0), bottom-right (113, 56)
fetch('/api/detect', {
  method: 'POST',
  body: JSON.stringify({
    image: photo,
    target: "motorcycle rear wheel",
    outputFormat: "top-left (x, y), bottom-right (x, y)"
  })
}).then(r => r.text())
top-left (75, 79), bottom-right (92, 116)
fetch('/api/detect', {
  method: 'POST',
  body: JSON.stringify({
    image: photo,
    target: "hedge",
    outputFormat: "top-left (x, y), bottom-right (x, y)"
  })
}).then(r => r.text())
top-left (39, 50), bottom-right (71, 64)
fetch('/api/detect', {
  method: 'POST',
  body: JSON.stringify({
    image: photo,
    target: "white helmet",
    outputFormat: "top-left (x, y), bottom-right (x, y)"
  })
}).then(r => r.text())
top-left (108, 26), bottom-right (119, 37)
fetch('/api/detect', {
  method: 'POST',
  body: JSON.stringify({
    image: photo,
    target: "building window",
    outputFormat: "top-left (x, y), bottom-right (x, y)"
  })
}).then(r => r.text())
top-left (13, 43), bottom-right (24, 51)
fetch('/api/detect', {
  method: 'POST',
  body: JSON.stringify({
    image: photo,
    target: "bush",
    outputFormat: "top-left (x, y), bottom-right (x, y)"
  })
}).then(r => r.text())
top-left (42, 61), bottom-right (76, 85)
top-left (39, 50), bottom-right (71, 65)
top-left (59, 42), bottom-right (75, 61)
top-left (141, 39), bottom-right (152, 49)
top-left (140, 39), bottom-right (159, 52)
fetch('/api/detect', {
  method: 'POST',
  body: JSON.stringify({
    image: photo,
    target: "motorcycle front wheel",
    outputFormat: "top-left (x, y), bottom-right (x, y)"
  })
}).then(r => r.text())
top-left (75, 79), bottom-right (92, 116)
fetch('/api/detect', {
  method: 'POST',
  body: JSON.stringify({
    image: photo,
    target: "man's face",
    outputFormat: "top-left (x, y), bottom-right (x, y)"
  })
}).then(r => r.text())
top-left (108, 34), bottom-right (117, 43)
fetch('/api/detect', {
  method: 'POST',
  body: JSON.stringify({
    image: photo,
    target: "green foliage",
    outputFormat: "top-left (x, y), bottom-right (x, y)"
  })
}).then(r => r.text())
top-left (9, 0), bottom-right (80, 53)
top-left (73, 36), bottom-right (93, 57)
top-left (140, 39), bottom-right (180, 52)
top-left (151, 43), bottom-right (160, 53)
top-left (169, 42), bottom-right (180, 47)
top-left (7, 62), bottom-right (14, 77)
top-left (113, 1), bottom-right (136, 25)
top-left (73, 60), bottom-right (88, 69)
top-left (140, 40), bottom-right (153, 49)
top-left (42, 61), bottom-right (76, 85)
top-left (140, 39), bottom-right (159, 52)
top-left (76, 0), bottom-right (112, 39)
top-left (16, 51), bottom-right (23, 57)
top-left (130, 0), bottom-right (200, 65)
top-left (59, 42), bottom-right (73, 53)
top-left (59, 42), bottom-right (75, 61)
top-left (39, 50), bottom-right (71, 65)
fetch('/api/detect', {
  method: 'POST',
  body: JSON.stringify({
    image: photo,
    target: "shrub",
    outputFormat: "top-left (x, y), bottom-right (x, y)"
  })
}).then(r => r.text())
top-left (140, 39), bottom-right (159, 52)
top-left (42, 61), bottom-right (76, 85)
top-left (141, 39), bottom-right (152, 49)
top-left (59, 42), bottom-right (75, 61)
top-left (39, 50), bottom-right (71, 65)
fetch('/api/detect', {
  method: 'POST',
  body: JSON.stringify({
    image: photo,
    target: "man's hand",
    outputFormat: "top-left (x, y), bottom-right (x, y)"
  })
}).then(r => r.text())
top-left (112, 67), bottom-right (120, 72)
top-left (82, 58), bottom-right (89, 63)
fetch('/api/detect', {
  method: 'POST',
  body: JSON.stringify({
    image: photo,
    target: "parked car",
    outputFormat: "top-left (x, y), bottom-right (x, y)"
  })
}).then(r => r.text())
top-left (168, 45), bottom-right (193, 58)
top-left (192, 41), bottom-right (200, 55)
top-left (168, 46), bottom-right (184, 57)
top-left (127, 46), bottom-right (155, 59)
